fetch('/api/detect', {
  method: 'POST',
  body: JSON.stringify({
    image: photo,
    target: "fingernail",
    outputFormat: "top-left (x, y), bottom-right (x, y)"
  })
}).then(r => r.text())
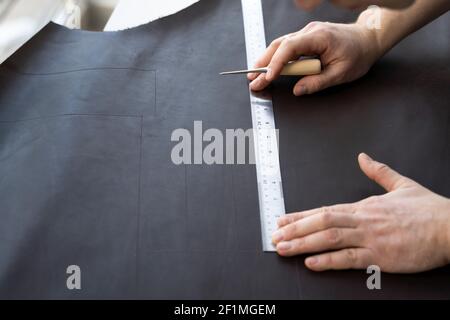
top-left (360, 153), bottom-right (373, 162)
top-left (277, 241), bottom-right (291, 251)
top-left (272, 230), bottom-right (284, 243)
top-left (294, 85), bottom-right (306, 96)
top-left (306, 257), bottom-right (317, 266)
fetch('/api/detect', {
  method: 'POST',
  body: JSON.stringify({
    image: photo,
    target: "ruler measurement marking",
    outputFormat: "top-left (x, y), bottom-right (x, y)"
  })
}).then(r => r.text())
top-left (241, 0), bottom-right (286, 252)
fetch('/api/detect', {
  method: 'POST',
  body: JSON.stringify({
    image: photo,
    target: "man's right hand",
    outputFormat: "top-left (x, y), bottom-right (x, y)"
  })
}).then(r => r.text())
top-left (248, 16), bottom-right (382, 96)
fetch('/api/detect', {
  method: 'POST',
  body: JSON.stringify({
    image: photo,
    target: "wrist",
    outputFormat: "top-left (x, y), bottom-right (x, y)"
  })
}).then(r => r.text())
top-left (354, 15), bottom-right (384, 66)
top-left (355, 9), bottom-right (385, 61)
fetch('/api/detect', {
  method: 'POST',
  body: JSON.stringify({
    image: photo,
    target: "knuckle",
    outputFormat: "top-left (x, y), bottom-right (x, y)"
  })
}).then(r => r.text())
top-left (322, 253), bottom-right (333, 265)
top-left (281, 215), bottom-right (291, 224)
top-left (374, 163), bottom-right (390, 176)
top-left (293, 212), bottom-right (304, 221)
top-left (255, 57), bottom-right (265, 67)
top-left (282, 37), bottom-right (295, 49)
top-left (277, 216), bottom-right (288, 226)
top-left (326, 228), bottom-right (342, 245)
top-left (319, 207), bottom-right (333, 227)
top-left (295, 237), bottom-right (305, 248)
top-left (285, 32), bottom-right (296, 39)
top-left (313, 28), bottom-right (334, 46)
top-left (284, 214), bottom-right (295, 225)
top-left (314, 26), bottom-right (330, 37)
top-left (270, 56), bottom-right (285, 67)
top-left (270, 38), bottom-right (282, 47)
top-left (346, 248), bottom-right (358, 264)
top-left (305, 21), bottom-right (319, 29)
top-left (322, 212), bottom-right (332, 227)
top-left (285, 222), bottom-right (299, 238)
top-left (362, 195), bottom-right (380, 206)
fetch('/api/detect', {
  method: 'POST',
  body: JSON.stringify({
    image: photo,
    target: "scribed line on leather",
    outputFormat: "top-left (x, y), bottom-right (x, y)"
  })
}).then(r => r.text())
top-left (0, 113), bottom-right (143, 124)
top-left (2, 65), bottom-right (156, 76)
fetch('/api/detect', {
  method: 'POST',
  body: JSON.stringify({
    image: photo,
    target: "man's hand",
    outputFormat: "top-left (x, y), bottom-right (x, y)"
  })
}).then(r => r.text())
top-left (248, 20), bottom-right (381, 96)
top-left (250, 0), bottom-right (449, 96)
top-left (272, 153), bottom-right (450, 273)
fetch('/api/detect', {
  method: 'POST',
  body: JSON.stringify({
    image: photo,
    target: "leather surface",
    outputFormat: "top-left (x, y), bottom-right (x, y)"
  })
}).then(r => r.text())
top-left (0, 0), bottom-right (449, 299)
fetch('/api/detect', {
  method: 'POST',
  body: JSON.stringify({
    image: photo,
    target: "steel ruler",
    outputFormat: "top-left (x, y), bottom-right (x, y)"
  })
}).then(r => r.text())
top-left (241, 0), bottom-right (285, 251)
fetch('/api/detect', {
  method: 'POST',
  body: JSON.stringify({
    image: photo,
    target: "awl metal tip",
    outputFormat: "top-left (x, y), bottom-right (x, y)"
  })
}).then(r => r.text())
top-left (219, 67), bottom-right (268, 76)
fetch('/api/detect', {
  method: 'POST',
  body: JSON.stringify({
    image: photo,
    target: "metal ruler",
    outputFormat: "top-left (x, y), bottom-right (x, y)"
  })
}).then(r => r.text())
top-left (241, 0), bottom-right (285, 252)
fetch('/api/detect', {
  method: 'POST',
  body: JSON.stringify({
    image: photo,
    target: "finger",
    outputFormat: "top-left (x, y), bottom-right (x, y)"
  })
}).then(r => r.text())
top-left (295, 0), bottom-right (323, 11)
top-left (277, 203), bottom-right (355, 227)
top-left (358, 153), bottom-right (415, 192)
top-left (292, 64), bottom-right (342, 96)
top-left (247, 36), bottom-right (288, 81)
top-left (272, 210), bottom-right (358, 244)
top-left (249, 73), bottom-right (270, 91)
top-left (305, 248), bottom-right (373, 271)
top-left (247, 73), bottom-right (259, 81)
top-left (276, 228), bottom-right (364, 256)
top-left (265, 32), bottom-right (321, 82)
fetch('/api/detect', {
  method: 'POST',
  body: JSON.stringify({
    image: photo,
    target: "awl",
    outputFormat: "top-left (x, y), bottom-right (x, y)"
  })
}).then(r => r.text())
top-left (220, 58), bottom-right (321, 76)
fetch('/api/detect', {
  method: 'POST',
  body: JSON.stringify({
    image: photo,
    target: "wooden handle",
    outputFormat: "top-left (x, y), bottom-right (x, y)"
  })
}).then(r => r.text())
top-left (280, 59), bottom-right (321, 76)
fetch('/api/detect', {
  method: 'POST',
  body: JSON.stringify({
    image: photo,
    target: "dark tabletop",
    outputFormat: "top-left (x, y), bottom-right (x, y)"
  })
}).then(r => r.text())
top-left (0, 0), bottom-right (449, 299)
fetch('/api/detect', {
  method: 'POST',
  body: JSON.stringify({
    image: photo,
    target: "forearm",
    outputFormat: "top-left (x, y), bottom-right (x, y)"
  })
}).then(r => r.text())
top-left (357, 0), bottom-right (450, 56)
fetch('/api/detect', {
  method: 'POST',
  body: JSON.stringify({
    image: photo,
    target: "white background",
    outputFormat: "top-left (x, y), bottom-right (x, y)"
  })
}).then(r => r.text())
top-left (0, 0), bottom-right (197, 64)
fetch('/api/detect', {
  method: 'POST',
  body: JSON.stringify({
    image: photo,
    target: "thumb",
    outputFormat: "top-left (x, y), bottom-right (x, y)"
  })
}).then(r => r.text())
top-left (293, 66), bottom-right (341, 96)
top-left (358, 153), bottom-right (413, 192)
